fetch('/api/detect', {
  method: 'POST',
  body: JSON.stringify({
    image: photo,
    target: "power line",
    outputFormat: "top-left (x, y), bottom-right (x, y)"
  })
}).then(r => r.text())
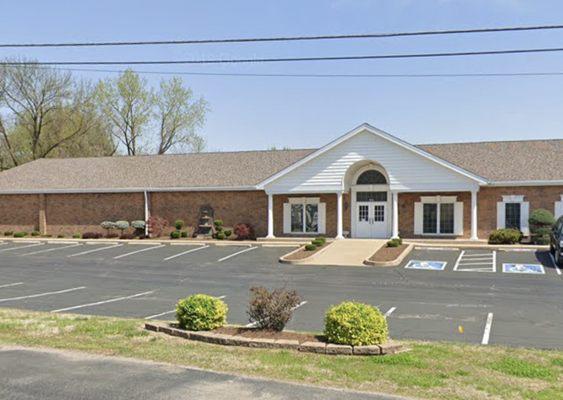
top-left (0, 24), bottom-right (562, 47)
top-left (49, 67), bottom-right (563, 78)
top-left (3, 46), bottom-right (563, 65)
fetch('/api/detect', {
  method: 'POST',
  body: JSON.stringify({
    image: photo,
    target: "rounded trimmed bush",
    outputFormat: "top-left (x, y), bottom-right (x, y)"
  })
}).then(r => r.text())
top-left (72, 233), bottom-right (81, 239)
top-left (13, 232), bottom-right (27, 238)
top-left (324, 301), bottom-right (388, 346)
top-left (315, 236), bottom-right (326, 245)
top-left (216, 232), bottom-right (226, 240)
top-left (174, 219), bottom-right (185, 230)
top-left (311, 239), bottom-right (324, 247)
top-left (529, 209), bottom-right (555, 245)
top-left (488, 228), bottom-right (522, 244)
top-left (115, 220), bottom-right (130, 232)
top-left (131, 220), bottom-right (146, 230)
top-left (31, 231), bottom-right (40, 237)
top-left (180, 230), bottom-right (188, 238)
top-left (304, 244), bottom-right (317, 251)
top-left (214, 219), bottom-right (224, 228)
top-left (170, 230), bottom-right (181, 239)
top-left (386, 239), bottom-right (400, 247)
top-left (4, 231), bottom-right (13, 236)
top-left (224, 229), bottom-right (232, 238)
top-left (176, 294), bottom-right (228, 331)
top-left (100, 221), bottom-right (117, 231)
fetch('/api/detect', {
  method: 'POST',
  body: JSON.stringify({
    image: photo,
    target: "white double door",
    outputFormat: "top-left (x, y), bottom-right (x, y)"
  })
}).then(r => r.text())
top-left (355, 201), bottom-right (388, 238)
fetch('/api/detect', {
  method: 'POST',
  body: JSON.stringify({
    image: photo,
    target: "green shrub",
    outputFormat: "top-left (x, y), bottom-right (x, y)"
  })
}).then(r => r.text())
top-left (4, 231), bottom-right (13, 236)
top-left (311, 239), bottom-right (324, 247)
top-left (176, 294), bottom-right (228, 331)
top-left (57, 234), bottom-right (65, 238)
top-left (214, 219), bottom-right (224, 229)
top-left (131, 220), bottom-right (146, 230)
top-left (31, 231), bottom-right (40, 237)
top-left (216, 232), bottom-right (226, 240)
top-left (529, 209), bottom-right (555, 245)
top-left (170, 230), bottom-right (181, 239)
top-left (315, 236), bottom-right (326, 245)
top-left (13, 232), bottom-right (27, 238)
top-left (180, 230), bottom-right (188, 238)
top-left (174, 219), bottom-right (185, 230)
top-left (488, 228), bottom-right (522, 244)
top-left (387, 239), bottom-right (400, 247)
top-left (324, 301), bottom-right (388, 346)
top-left (115, 220), bottom-right (130, 233)
top-left (304, 244), bottom-right (316, 251)
top-left (224, 229), bottom-right (232, 238)
top-left (72, 233), bottom-right (81, 239)
top-left (100, 221), bottom-right (117, 232)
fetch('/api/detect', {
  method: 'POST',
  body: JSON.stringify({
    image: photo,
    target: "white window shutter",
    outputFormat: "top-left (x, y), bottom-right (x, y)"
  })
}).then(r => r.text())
top-left (555, 200), bottom-right (563, 219)
top-left (497, 202), bottom-right (505, 229)
top-left (454, 202), bottom-right (464, 236)
top-left (283, 203), bottom-right (291, 234)
top-left (521, 202), bottom-right (530, 236)
top-left (414, 202), bottom-right (423, 235)
top-left (318, 203), bottom-right (326, 234)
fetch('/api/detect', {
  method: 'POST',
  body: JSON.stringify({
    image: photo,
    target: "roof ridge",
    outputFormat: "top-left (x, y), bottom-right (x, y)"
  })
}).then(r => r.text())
top-left (418, 138), bottom-right (563, 146)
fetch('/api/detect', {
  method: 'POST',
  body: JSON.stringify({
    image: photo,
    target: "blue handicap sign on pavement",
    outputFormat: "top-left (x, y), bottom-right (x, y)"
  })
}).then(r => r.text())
top-left (405, 260), bottom-right (447, 271)
top-left (502, 263), bottom-right (545, 274)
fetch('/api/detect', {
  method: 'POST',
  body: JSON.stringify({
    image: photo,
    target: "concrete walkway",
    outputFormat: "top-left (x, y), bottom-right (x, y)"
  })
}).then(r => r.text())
top-left (305, 239), bottom-right (386, 266)
top-left (0, 346), bottom-right (405, 400)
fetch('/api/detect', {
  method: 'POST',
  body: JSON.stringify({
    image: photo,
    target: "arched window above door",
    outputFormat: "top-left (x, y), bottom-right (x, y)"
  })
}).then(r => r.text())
top-left (356, 169), bottom-right (387, 185)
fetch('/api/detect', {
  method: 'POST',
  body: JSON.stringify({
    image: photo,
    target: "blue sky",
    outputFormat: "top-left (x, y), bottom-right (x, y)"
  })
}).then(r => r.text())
top-left (1, 0), bottom-right (563, 151)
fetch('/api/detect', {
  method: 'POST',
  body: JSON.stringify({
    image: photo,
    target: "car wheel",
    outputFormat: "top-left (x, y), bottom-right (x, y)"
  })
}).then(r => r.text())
top-left (556, 250), bottom-right (563, 267)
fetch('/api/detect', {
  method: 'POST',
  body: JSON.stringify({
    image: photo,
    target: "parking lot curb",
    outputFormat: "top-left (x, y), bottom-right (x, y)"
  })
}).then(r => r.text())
top-left (278, 242), bottom-right (335, 265)
top-left (363, 244), bottom-right (414, 267)
top-left (405, 241), bottom-right (548, 251)
top-left (144, 322), bottom-right (402, 356)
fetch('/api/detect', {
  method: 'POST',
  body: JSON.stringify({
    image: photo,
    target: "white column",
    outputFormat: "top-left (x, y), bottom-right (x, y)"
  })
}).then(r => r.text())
top-left (392, 191), bottom-right (399, 239)
top-left (336, 192), bottom-right (344, 239)
top-left (266, 193), bottom-right (275, 239)
top-left (470, 189), bottom-right (478, 241)
top-left (143, 191), bottom-right (150, 237)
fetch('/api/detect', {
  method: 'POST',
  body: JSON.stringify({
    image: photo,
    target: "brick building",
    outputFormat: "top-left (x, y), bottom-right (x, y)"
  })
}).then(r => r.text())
top-left (0, 123), bottom-right (561, 240)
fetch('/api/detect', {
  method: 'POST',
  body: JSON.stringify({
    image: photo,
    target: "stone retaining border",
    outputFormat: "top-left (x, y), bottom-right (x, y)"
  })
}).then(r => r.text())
top-left (145, 322), bottom-right (403, 356)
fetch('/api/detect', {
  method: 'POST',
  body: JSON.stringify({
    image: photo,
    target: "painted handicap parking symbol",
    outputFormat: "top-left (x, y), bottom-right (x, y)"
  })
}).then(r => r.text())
top-left (405, 260), bottom-right (447, 271)
top-left (502, 263), bottom-right (545, 275)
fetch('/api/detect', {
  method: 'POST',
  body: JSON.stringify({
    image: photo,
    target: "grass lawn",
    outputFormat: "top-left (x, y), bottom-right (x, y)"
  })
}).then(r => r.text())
top-left (0, 308), bottom-right (561, 400)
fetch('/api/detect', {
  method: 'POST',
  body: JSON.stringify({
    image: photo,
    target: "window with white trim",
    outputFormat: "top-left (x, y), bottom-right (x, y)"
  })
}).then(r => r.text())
top-left (497, 195), bottom-right (529, 236)
top-left (283, 198), bottom-right (326, 234)
top-left (414, 196), bottom-right (463, 236)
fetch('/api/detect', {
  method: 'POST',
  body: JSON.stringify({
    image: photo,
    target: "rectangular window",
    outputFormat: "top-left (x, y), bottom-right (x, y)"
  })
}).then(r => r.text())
top-left (356, 191), bottom-right (387, 202)
top-left (423, 203), bottom-right (438, 234)
top-left (358, 205), bottom-right (369, 222)
top-left (505, 203), bottom-right (521, 230)
top-left (373, 205), bottom-right (385, 222)
top-left (290, 204), bottom-right (303, 233)
top-left (439, 203), bottom-right (454, 234)
top-left (305, 204), bottom-right (319, 233)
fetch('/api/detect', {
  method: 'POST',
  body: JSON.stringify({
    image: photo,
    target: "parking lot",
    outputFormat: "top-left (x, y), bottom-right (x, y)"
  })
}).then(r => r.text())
top-left (0, 240), bottom-right (561, 349)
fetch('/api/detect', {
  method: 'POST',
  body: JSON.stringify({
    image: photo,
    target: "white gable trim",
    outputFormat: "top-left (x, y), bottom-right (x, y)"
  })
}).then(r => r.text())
top-left (257, 123), bottom-right (486, 189)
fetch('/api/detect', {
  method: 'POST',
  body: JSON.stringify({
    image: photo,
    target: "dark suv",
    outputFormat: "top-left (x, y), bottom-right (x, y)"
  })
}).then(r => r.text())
top-left (550, 216), bottom-right (563, 266)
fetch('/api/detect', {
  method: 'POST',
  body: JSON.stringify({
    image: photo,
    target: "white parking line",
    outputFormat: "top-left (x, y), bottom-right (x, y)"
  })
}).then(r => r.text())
top-left (51, 290), bottom-right (155, 313)
top-left (454, 250), bottom-right (496, 273)
top-left (481, 312), bottom-right (494, 345)
top-left (0, 282), bottom-right (23, 289)
top-left (114, 245), bottom-right (166, 259)
top-left (452, 251), bottom-right (465, 271)
top-left (245, 300), bottom-right (307, 327)
top-left (163, 245), bottom-right (209, 261)
top-left (0, 286), bottom-right (85, 303)
top-left (549, 254), bottom-right (562, 275)
top-left (144, 295), bottom-right (227, 320)
top-left (20, 243), bottom-right (81, 256)
top-left (218, 246), bottom-right (257, 262)
top-left (68, 243), bottom-right (123, 258)
top-left (0, 242), bottom-right (44, 253)
top-left (384, 307), bottom-right (397, 317)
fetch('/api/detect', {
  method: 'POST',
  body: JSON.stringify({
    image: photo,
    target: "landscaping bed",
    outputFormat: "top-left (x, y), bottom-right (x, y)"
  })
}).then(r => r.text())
top-left (365, 240), bottom-right (413, 267)
top-left (280, 237), bottom-right (331, 262)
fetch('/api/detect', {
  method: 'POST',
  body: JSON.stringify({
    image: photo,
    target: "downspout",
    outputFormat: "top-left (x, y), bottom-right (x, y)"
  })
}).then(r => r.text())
top-left (143, 190), bottom-right (150, 237)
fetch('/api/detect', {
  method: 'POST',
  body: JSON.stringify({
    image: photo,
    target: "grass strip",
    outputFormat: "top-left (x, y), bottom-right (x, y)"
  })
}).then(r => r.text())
top-left (0, 308), bottom-right (561, 400)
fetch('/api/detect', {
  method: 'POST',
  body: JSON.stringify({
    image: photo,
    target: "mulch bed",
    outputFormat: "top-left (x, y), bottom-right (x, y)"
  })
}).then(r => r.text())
top-left (369, 244), bottom-right (409, 262)
top-left (214, 326), bottom-right (324, 344)
top-left (283, 244), bottom-right (327, 261)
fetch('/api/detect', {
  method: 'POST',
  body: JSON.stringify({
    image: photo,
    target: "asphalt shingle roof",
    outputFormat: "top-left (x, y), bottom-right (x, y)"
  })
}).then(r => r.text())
top-left (0, 139), bottom-right (560, 193)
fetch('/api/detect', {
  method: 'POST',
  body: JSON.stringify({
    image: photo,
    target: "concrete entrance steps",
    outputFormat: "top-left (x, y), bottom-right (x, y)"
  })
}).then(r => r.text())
top-left (304, 239), bottom-right (386, 266)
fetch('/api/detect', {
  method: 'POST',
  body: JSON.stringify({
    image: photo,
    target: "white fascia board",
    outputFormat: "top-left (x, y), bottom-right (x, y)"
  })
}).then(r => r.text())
top-left (0, 185), bottom-right (258, 195)
top-left (485, 180), bottom-right (563, 187)
top-left (257, 123), bottom-right (487, 188)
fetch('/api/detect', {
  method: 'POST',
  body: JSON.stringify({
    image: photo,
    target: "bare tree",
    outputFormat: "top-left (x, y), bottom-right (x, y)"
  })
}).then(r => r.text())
top-left (155, 77), bottom-right (207, 154)
top-left (95, 69), bottom-right (154, 155)
top-left (0, 62), bottom-right (112, 167)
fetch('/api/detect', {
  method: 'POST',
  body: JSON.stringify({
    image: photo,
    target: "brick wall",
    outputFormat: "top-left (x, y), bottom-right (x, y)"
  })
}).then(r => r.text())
top-left (477, 186), bottom-right (563, 238)
top-left (273, 193), bottom-right (351, 237)
top-left (398, 192), bottom-right (472, 239)
top-left (150, 190), bottom-right (268, 237)
top-left (45, 193), bottom-right (145, 236)
top-left (0, 194), bottom-right (39, 233)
